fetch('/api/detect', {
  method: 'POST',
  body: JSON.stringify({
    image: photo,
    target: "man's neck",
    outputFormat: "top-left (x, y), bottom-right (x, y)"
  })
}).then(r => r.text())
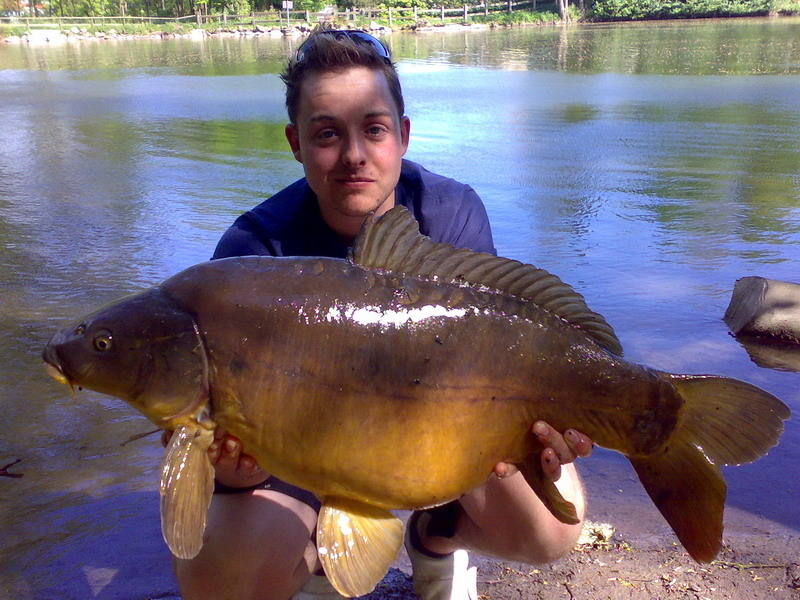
top-left (320, 194), bottom-right (396, 244)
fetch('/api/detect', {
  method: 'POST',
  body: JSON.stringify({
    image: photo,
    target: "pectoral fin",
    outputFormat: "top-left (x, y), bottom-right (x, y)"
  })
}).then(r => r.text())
top-left (518, 454), bottom-right (580, 525)
top-left (316, 498), bottom-right (403, 597)
top-left (160, 423), bottom-right (215, 559)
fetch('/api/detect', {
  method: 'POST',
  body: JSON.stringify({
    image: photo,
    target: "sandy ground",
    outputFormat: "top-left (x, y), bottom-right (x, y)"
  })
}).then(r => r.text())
top-left (360, 527), bottom-right (800, 600)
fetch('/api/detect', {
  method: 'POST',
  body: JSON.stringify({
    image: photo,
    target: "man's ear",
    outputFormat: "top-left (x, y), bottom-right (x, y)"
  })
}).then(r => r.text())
top-left (285, 123), bottom-right (302, 163)
top-left (400, 116), bottom-right (411, 155)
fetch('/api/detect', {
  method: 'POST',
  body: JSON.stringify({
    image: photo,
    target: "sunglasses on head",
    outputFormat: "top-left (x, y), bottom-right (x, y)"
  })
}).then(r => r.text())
top-left (295, 30), bottom-right (392, 63)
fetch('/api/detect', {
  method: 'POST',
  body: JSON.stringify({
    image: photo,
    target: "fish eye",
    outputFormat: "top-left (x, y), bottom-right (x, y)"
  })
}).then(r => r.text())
top-left (93, 330), bottom-right (113, 352)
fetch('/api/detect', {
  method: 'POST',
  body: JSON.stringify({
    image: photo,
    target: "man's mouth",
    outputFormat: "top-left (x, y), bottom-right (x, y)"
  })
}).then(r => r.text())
top-left (336, 176), bottom-right (375, 184)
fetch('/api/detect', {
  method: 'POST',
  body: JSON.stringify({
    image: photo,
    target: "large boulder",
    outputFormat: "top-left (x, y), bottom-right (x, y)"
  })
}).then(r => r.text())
top-left (724, 276), bottom-right (800, 343)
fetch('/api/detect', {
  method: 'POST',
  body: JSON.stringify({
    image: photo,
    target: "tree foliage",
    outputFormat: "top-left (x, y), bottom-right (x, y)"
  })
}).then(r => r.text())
top-left (42, 0), bottom-right (286, 17)
top-left (589, 0), bottom-right (772, 19)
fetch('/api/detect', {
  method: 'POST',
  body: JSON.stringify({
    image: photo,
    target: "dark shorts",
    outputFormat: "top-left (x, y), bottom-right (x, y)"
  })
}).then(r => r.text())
top-left (214, 476), bottom-right (322, 513)
top-left (213, 478), bottom-right (460, 539)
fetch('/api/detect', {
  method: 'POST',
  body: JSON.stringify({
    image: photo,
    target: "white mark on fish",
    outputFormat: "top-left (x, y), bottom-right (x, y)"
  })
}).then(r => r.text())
top-left (324, 304), bottom-right (467, 328)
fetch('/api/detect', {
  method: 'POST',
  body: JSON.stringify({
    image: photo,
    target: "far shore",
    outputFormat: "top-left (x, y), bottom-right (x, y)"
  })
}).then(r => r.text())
top-left (3, 13), bottom-right (798, 46)
top-left (1, 21), bottom-right (525, 46)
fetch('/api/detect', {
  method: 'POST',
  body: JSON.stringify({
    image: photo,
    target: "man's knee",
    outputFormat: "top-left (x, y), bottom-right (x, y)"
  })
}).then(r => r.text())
top-left (175, 489), bottom-right (319, 600)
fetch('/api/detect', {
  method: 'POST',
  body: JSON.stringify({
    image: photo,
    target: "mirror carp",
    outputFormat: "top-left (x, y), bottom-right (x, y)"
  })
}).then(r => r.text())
top-left (43, 207), bottom-right (790, 597)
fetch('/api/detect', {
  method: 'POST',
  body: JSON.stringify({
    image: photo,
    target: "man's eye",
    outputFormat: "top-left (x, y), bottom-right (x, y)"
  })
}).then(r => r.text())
top-left (367, 126), bottom-right (387, 136)
top-left (317, 129), bottom-right (337, 140)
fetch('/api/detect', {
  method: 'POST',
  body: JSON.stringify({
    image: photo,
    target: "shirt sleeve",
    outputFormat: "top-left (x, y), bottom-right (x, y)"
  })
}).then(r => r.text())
top-left (449, 187), bottom-right (496, 256)
top-left (211, 214), bottom-right (276, 259)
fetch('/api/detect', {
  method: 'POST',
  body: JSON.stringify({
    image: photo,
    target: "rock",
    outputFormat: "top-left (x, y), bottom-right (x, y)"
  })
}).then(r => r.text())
top-left (724, 276), bottom-right (800, 343)
top-left (189, 28), bottom-right (206, 39)
top-left (26, 29), bottom-right (68, 44)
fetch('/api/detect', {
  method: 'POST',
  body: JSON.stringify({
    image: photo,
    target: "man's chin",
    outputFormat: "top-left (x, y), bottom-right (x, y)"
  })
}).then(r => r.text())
top-left (332, 195), bottom-right (394, 218)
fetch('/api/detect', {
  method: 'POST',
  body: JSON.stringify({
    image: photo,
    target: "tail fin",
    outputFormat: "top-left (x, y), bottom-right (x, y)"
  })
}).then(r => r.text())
top-left (630, 374), bottom-right (789, 562)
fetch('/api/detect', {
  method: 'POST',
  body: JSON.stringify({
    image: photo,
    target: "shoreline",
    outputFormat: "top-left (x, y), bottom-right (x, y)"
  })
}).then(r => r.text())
top-left (3, 13), bottom-right (798, 46)
top-left (0, 21), bottom-right (527, 46)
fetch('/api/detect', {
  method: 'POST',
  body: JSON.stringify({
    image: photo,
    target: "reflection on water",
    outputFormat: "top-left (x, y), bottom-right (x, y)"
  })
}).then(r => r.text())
top-left (1, 20), bottom-right (799, 599)
top-left (735, 335), bottom-right (800, 372)
top-left (2, 17), bottom-right (799, 74)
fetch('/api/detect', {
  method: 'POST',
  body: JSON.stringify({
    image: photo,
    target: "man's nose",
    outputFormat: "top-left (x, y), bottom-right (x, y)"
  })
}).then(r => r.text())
top-left (342, 134), bottom-right (367, 168)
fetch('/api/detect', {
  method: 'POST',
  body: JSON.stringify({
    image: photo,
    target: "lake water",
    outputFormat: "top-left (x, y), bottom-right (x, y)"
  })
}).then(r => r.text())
top-left (1, 18), bottom-right (799, 599)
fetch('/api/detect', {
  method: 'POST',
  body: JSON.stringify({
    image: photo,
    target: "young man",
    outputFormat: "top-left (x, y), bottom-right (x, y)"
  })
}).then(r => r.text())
top-left (174, 30), bottom-right (593, 600)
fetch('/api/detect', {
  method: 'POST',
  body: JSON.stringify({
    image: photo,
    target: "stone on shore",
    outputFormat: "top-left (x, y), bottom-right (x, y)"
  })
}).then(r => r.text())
top-left (724, 276), bottom-right (800, 343)
top-left (25, 29), bottom-right (68, 44)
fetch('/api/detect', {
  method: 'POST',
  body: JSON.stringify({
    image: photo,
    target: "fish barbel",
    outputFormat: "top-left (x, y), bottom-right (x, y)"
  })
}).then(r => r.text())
top-left (42, 207), bottom-right (789, 597)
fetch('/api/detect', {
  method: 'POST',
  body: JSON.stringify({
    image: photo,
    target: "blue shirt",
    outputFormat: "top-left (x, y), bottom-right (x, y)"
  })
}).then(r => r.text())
top-left (213, 159), bottom-right (495, 260)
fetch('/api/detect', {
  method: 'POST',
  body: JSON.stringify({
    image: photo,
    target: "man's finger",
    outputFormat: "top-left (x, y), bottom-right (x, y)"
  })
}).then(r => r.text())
top-left (540, 447), bottom-right (562, 481)
top-left (222, 436), bottom-right (241, 461)
top-left (208, 438), bottom-right (221, 464)
top-left (564, 429), bottom-right (593, 457)
top-left (493, 461), bottom-right (519, 478)
top-left (532, 421), bottom-right (574, 463)
top-left (238, 455), bottom-right (262, 477)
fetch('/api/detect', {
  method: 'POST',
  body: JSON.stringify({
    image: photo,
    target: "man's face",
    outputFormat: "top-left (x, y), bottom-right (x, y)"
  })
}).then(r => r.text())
top-left (285, 66), bottom-right (410, 238)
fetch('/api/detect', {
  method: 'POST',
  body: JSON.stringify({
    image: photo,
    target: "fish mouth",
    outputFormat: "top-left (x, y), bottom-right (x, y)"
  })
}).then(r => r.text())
top-left (42, 344), bottom-right (73, 388)
top-left (44, 361), bottom-right (69, 385)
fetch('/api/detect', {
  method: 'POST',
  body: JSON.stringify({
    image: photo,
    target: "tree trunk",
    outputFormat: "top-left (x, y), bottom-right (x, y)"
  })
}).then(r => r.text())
top-left (558, 0), bottom-right (569, 21)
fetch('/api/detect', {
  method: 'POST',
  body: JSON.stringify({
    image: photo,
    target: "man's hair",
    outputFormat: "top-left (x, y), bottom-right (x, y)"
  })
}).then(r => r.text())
top-left (281, 29), bottom-right (405, 124)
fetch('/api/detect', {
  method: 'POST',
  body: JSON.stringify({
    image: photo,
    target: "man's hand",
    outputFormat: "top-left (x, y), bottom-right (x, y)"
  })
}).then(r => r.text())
top-left (162, 429), bottom-right (268, 488)
top-left (494, 420), bottom-right (593, 482)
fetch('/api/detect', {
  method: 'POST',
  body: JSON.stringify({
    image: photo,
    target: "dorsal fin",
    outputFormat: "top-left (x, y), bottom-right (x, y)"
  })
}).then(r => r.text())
top-left (349, 206), bottom-right (623, 356)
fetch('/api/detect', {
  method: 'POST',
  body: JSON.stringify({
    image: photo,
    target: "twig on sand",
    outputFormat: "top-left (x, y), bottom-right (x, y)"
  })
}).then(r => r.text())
top-left (711, 560), bottom-right (787, 570)
top-left (120, 428), bottom-right (161, 446)
top-left (0, 459), bottom-right (23, 478)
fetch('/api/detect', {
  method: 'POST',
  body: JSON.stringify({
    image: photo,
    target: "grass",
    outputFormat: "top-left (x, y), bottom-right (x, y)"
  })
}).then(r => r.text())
top-left (0, 24), bottom-right (28, 37)
top-left (472, 8), bottom-right (562, 24)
